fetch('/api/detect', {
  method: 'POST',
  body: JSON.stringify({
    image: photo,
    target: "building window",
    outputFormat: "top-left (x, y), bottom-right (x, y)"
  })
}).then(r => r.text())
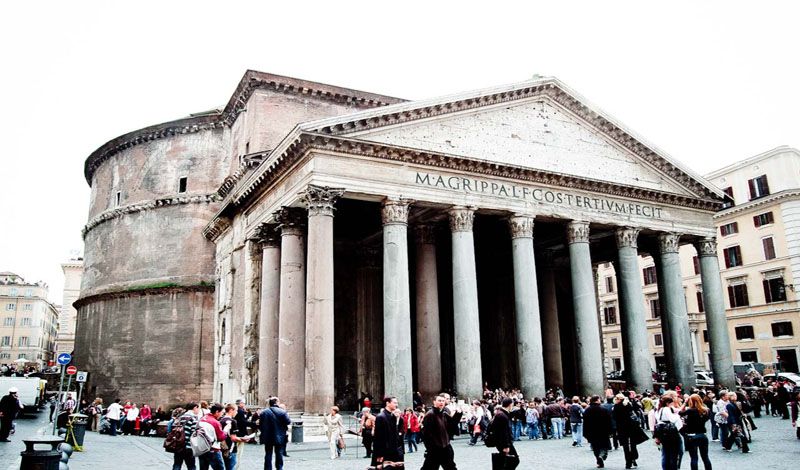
top-left (604, 276), bottom-right (614, 293)
top-left (762, 237), bottom-right (776, 260)
top-left (220, 319), bottom-right (226, 346)
top-left (610, 337), bottom-right (619, 350)
top-left (763, 276), bottom-right (786, 303)
top-left (771, 321), bottom-right (793, 337)
top-left (734, 325), bottom-right (755, 340)
top-left (22, 304), bottom-right (31, 311)
top-left (18, 336), bottom-right (29, 347)
top-left (702, 330), bottom-right (709, 343)
top-left (3, 317), bottom-right (12, 326)
top-left (696, 290), bottom-right (705, 313)
top-left (649, 298), bottom-right (661, 319)
top-left (753, 212), bottom-right (774, 228)
top-left (612, 358), bottom-right (622, 371)
top-left (178, 177), bottom-right (188, 193)
top-left (0, 353), bottom-right (9, 360)
top-left (9, 288), bottom-right (18, 296)
top-left (603, 304), bottom-right (617, 325)
top-left (723, 246), bottom-right (743, 268)
top-left (654, 333), bottom-right (663, 346)
top-left (20, 317), bottom-right (31, 327)
top-left (17, 354), bottom-right (26, 360)
top-left (692, 256), bottom-right (700, 275)
top-left (720, 222), bottom-right (739, 236)
top-left (24, 289), bottom-right (32, 297)
top-left (643, 266), bottom-right (657, 285)
top-left (5, 303), bottom-right (15, 311)
top-left (722, 186), bottom-right (735, 208)
top-left (728, 282), bottom-right (750, 307)
top-left (748, 175), bottom-right (770, 200)
top-left (1, 336), bottom-right (10, 347)
top-left (740, 351), bottom-right (758, 362)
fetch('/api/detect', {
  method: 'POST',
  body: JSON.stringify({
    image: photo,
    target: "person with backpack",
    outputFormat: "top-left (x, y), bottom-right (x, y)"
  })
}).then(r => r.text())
top-left (166, 402), bottom-right (200, 470)
top-left (259, 396), bottom-right (291, 470)
top-left (486, 397), bottom-right (518, 470)
top-left (194, 404), bottom-right (228, 470)
top-left (654, 395), bottom-right (683, 470)
top-left (723, 392), bottom-right (750, 453)
top-left (420, 395), bottom-right (457, 470)
top-left (583, 395), bottom-right (612, 469)
top-left (568, 396), bottom-right (584, 447)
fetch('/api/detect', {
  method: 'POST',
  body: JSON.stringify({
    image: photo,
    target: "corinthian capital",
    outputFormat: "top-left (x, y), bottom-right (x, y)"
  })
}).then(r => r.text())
top-left (508, 215), bottom-right (534, 239)
top-left (658, 232), bottom-right (682, 254)
top-left (273, 207), bottom-right (305, 236)
top-left (301, 184), bottom-right (345, 217)
top-left (615, 227), bottom-right (640, 249)
top-left (448, 206), bottom-right (475, 233)
top-left (381, 198), bottom-right (412, 225)
top-left (695, 237), bottom-right (718, 257)
top-left (566, 220), bottom-right (590, 244)
top-left (254, 223), bottom-right (280, 247)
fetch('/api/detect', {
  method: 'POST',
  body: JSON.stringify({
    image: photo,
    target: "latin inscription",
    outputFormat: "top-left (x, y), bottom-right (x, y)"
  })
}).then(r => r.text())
top-left (415, 172), bottom-right (664, 219)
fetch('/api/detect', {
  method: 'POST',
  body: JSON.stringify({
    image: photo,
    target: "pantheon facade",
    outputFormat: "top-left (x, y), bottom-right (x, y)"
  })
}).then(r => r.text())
top-left (76, 70), bottom-right (736, 412)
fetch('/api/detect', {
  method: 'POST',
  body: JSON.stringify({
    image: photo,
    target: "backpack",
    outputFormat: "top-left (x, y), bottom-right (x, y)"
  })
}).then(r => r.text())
top-left (653, 409), bottom-right (679, 446)
top-left (163, 423), bottom-right (185, 453)
top-left (190, 421), bottom-right (216, 457)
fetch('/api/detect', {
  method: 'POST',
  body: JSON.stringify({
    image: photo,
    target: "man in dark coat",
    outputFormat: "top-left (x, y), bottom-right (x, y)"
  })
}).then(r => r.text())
top-left (421, 395), bottom-right (457, 469)
top-left (259, 397), bottom-right (291, 470)
top-left (488, 398), bottom-right (517, 469)
top-left (372, 396), bottom-right (403, 466)
top-left (583, 395), bottom-right (613, 468)
top-left (0, 387), bottom-right (22, 442)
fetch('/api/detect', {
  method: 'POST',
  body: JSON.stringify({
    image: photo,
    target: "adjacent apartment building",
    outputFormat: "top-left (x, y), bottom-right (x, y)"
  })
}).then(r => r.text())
top-left (56, 258), bottom-right (84, 355)
top-left (0, 272), bottom-right (60, 366)
top-left (600, 146), bottom-right (800, 376)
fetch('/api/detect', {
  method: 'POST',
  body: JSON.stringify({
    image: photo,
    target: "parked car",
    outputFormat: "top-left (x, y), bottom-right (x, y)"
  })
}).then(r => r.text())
top-left (695, 371), bottom-right (714, 386)
top-left (764, 372), bottom-right (800, 387)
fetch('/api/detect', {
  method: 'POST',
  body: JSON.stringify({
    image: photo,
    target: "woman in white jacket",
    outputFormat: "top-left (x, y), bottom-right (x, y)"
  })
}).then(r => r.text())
top-left (655, 395), bottom-right (683, 470)
top-left (324, 405), bottom-right (345, 459)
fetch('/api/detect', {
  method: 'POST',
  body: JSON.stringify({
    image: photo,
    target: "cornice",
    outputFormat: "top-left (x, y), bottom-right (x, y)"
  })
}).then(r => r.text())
top-left (82, 192), bottom-right (221, 239)
top-left (74, 283), bottom-right (214, 309)
top-left (306, 82), bottom-right (718, 202)
top-left (713, 189), bottom-right (800, 219)
top-left (224, 133), bottom-right (721, 222)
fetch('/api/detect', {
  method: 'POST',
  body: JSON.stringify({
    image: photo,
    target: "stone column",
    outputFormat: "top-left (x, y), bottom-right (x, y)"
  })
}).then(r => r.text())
top-left (415, 225), bottom-right (442, 399)
top-left (539, 252), bottom-right (563, 389)
top-left (695, 237), bottom-right (736, 389)
top-left (657, 233), bottom-right (696, 388)
top-left (615, 227), bottom-right (653, 393)
top-left (302, 185), bottom-right (345, 414)
top-left (257, 224), bottom-right (281, 404)
top-left (449, 207), bottom-right (483, 399)
top-left (509, 215), bottom-right (546, 398)
top-left (566, 221), bottom-right (605, 396)
top-left (356, 247), bottom-right (383, 402)
top-left (382, 198), bottom-right (414, 406)
top-left (274, 208), bottom-right (306, 410)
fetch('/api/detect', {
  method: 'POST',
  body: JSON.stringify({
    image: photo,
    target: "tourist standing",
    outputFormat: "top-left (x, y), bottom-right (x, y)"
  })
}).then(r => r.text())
top-left (525, 402), bottom-right (540, 440)
top-left (546, 398), bottom-right (565, 439)
top-left (220, 404), bottom-right (251, 470)
top-left (359, 407), bottom-right (375, 459)
top-left (487, 397), bottom-right (517, 470)
top-left (259, 397), bottom-right (291, 470)
top-left (569, 396), bottom-right (584, 447)
top-left (679, 394), bottom-right (712, 470)
top-left (324, 405), bottom-right (344, 459)
top-left (403, 407), bottom-right (420, 453)
top-left (654, 396), bottom-right (683, 470)
top-left (583, 395), bottom-right (612, 468)
top-left (198, 404), bottom-right (228, 470)
top-left (88, 398), bottom-right (103, 431)
top-left (174, 403), bottom-right (201, 470)
top-left (723, 392), bottom-right (749, 453)
top-left (372, 396), bottom-right (403, 467)
top-left (421, 395), bottom-right (458, 470)
top-left (123, 402), bottom-right (139, 435)
top-left (106, 398), bottom-right (123, 437)
top-left (0, 387), bottom-right (22, 442)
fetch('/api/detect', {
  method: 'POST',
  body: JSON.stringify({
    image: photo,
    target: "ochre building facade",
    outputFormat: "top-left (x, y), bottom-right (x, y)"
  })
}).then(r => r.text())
top-left (77, 71), bottom-right (736, 411)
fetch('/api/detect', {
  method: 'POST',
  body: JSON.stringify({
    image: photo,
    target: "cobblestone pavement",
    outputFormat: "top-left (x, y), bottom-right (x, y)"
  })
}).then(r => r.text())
top-left (1, 411), bottom-right (797, 469)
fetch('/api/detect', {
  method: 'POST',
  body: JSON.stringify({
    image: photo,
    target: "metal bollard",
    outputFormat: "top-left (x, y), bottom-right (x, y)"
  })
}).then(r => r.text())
top-left (20, 436), bottom-right (63, 470)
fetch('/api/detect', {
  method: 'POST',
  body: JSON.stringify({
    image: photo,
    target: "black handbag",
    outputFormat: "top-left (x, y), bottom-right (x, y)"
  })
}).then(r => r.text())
top-left (491, 452), bottom-right (520, 470)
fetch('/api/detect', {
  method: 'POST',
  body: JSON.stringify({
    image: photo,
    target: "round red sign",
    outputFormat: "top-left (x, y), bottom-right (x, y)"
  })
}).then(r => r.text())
top-left (66, 365), bottom-right (78, 375)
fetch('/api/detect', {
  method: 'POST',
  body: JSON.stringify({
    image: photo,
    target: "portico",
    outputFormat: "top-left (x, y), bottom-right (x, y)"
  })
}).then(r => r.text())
top-left (206, 76), bottom-right (736, 413)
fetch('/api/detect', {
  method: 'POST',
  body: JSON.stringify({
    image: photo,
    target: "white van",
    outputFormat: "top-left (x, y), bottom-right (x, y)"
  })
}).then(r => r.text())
top-left (0, 376), bottom-right (44, 414)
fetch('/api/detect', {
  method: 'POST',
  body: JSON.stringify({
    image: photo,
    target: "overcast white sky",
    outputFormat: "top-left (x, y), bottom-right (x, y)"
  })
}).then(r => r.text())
top-left (1, 1), bottom-right (798, 302)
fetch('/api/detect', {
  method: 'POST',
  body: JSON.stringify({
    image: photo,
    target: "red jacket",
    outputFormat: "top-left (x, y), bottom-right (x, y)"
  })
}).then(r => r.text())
top-left (404, 413), bottom-right (420, 433)
top-left (201, 414), bottom-right (228, 452)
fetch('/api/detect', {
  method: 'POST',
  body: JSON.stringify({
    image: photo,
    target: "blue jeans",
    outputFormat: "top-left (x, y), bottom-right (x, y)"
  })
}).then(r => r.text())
top-left (264, 443), bottom-right (285, 470)
top-left (684, 433), bottom-right (712, 470)
top-left (661, 444), bottom-right (680, 470)
top-left (223, 451), bottom-right (237, 470)
top-left (512, 421), bottom-right (522, 441)
top-left (718, 423), bottom-right (728, 449)
top-left (571, 423), bottom-right (583, 445)
top-left (406, 432), bottom-right (418, 452)
top-left (109, 418), bottom-right (119, 436)
top-left (199, 451), bottom-right (225, 470)
top-left (527, 422), bottom-right (540, 439)
top-left (710, 414), bottom-right (719, 440)
top-left (172, 448), bottom-right (196, 470)
top-left (551, 417), bottom-right (564, 439)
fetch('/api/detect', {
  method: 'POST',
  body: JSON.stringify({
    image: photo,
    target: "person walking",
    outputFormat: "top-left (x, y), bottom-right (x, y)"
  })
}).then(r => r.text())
top-left (723, 392), bottom-right (750, 453)
top-left (259, 397), bottom-right (291, 470)
top-left (421, 395), bottom-right (458, 470)
top-left (654, 396), bottom-right (683, 470)
top-left (613, 393), bottom-right (647, 469)
top-left (713, 392), bottom-right (730, 447)
top-left (359, 407), bottom-right (375, 459)
top-left (198, 404), bottom-right (228, 470)
top-left (106, 398), bottom-right (123, 437)
top-left (220, 404), bottom-right (252, 470)
top-left (569, 396), bottom-right (584, 447)
top-left (679, 394), bottom-right (712, 470)
top-left (173, 403), bottom-right (201, 470)
top-left (403, 407), bottom-right (420, 453)
top-left (583, 395), bottom-right (612, 468)
top-left (0, 387), bottom-right (22, 442)
top-left (372, 396), bottom-right (403, 467)
top-left (487, 397), bottom-right (518, 470)
top-left (468, 400), bottom-right (486, 446)
top-left (324, 405), bottom-right (345, 459)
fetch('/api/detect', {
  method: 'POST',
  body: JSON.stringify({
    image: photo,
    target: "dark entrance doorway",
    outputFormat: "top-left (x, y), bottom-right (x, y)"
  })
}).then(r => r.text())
top-left (777, 348), bottom-right (799, 373)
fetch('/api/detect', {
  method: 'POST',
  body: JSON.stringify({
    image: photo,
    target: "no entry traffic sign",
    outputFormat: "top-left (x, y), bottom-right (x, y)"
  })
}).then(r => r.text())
top-left (66, 365), bottom-right (78, 375)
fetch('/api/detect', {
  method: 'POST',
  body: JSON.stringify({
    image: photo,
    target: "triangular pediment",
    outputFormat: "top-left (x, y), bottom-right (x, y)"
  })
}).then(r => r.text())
top-left (302, 79), bottom-right (722, 201)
